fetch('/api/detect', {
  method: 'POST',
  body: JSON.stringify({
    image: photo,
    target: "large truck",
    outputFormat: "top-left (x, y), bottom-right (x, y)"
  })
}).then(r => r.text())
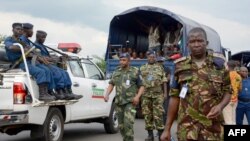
top-left (105, 6), bottom-right (226, 77)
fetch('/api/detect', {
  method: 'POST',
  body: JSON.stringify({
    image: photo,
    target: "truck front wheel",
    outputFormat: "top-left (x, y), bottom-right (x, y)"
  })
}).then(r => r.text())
top-left (104, 103), bottom-right (119, 134)
top-left (43, 108), bottom-right (64, 141)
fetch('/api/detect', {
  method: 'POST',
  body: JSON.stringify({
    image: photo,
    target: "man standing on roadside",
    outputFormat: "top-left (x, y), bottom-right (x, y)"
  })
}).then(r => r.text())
top-left (161, 27), bottom-right (231, 141)
top-left (140, 51), bottom-right (167, 141)
top-left (104, 53), bottom-right (144, 141)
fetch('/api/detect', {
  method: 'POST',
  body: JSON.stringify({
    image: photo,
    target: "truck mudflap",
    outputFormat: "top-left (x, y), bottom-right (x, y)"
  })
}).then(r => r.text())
top-left (32, 99), bottom-right (79, 107)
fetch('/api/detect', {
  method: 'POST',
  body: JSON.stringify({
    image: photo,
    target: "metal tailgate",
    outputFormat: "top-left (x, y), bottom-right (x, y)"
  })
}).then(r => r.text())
top-left (0, 82), bottom-right (13, 110)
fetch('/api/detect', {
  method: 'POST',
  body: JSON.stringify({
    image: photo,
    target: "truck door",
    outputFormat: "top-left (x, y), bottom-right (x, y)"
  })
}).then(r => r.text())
top-left (67, 59), bottom-right (94, 119)
top-left (81, 59), bottom-right (109, 115)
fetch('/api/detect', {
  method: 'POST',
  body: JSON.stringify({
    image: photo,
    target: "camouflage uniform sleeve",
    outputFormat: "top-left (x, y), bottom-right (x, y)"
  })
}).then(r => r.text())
top-left (222, 69), bottom-right (232, 95)
top-left (109, 71), bottom-right (116, 85)
top-left (161, 66), bottom-right (168, 83)
top-left (212, 54), bottom-right (232, 95)
top-left (169, 64), bottom-right (180, 97)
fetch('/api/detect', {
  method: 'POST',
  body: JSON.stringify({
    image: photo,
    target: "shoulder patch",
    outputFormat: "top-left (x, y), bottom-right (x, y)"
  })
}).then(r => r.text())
top-left (213, 57), bottom-right (226, 70)
top-left (213, 52), bottom-right (226, 61)
top-left (174, 56), bottom-right (187, 64)
top-left (140, 64), bottom-right (147, 69)
top-left (115, 66), bottom-right (122, 71)
top-left (131, 66), bottom-right (139, 71)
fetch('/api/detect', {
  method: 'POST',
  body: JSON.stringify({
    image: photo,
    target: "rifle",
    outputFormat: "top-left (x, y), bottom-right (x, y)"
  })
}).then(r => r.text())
top-left (27, 39), bottom-right (69, 57)
top-left (27, 39), bottom-right (70, 70)
top-left (10, 46), bottom-right (36, 69)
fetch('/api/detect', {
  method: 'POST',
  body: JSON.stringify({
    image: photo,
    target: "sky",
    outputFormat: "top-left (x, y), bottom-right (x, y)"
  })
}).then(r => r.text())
top-left (0, 0), bottom-right (249, 57)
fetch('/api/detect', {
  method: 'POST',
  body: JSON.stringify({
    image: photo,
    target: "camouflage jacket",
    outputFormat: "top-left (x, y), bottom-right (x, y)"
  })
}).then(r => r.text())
top-left (109, 66), bottom-right (143, 105)
top-left (140, 63), bottom-right (167, 97)
top-left (170, 51), bottom-right (231, 139)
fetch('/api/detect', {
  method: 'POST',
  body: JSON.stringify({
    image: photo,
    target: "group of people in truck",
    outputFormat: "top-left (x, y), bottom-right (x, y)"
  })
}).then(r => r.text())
top-left (4, 22), bottom-right (82, 102)
top-left (109, 21), bottom-right (183, 61)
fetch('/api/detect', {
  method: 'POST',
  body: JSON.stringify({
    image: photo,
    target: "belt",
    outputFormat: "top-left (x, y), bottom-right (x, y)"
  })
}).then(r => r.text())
top-left (238, 97), bottom-right (250, 102)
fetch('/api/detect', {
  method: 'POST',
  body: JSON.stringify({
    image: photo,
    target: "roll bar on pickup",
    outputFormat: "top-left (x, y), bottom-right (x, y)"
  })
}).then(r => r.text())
top-left (9, 43), bottom-right (78, 107)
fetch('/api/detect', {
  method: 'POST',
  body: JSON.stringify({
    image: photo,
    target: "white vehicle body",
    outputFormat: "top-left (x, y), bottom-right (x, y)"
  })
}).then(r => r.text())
top-left (0, 43), bottom-right (118, 141)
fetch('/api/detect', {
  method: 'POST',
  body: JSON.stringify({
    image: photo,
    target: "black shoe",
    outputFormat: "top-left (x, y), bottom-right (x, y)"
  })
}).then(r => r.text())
top-left (145, 130), bottom-right (154, 141)
top-left (64, 88), bottom-right (83, 100)
top-left (38, 83), bottom-right (56, 102)
top-left (55, 89), bottom-right (67, 100)
top-left (48, 90), bottom-right (59, 100)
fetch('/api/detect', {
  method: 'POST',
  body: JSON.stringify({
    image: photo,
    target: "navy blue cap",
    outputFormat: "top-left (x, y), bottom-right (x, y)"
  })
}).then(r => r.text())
top-left (147, 50), bottom-right (156, 56)
top-left (157, 56), bottom-right (165, 62)
top-left (22, 23), bottom-right (33, 29)
top-left (36, 30), bottom-right (47, 35)
top-left (119, 53), bottom-right (130, 59)
top-left (12, 22), bottom-right (22, 28)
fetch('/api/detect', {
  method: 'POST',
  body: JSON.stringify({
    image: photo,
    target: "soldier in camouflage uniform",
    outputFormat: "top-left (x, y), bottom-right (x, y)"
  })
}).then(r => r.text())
top-left (160, 27), bottom-right (232, 141)
top-left (140, 51), bottom-right (167, 141)
top-left (104, 53), bottom-right (145, 141)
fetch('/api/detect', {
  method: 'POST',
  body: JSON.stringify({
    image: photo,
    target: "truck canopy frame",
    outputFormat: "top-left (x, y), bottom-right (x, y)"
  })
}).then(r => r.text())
top-left (106, 6), bottom-right (222, 59)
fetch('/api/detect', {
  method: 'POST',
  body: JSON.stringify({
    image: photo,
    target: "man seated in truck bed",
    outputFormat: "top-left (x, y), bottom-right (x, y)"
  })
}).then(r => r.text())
top-left (34, 30), bottom-right (82, 100)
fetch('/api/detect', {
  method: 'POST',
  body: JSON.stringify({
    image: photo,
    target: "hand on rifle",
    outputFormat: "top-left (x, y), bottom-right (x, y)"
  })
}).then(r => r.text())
top-left (24, 46), bottom-right (34, 57)
top-left (62, 54), bottom-right (69, 59)
top-left (38, 56), bottom-right (51, 65)
top-left (24, 45), bottom-right (32, 52)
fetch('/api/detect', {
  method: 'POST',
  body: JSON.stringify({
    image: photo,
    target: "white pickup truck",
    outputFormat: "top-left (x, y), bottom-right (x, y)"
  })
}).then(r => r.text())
top-left (0, 43), bottom-right (118, 141)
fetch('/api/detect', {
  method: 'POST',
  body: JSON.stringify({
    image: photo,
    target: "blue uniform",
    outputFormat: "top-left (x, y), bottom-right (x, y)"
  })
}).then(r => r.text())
top-left (34, 41), bottom-right (72, 89)
top-left (236, 77), bottom-right (250, 125)
top-left (4, 36), bottom-right (53, 85)
top-left (17, 35), bottom-right (55, 89)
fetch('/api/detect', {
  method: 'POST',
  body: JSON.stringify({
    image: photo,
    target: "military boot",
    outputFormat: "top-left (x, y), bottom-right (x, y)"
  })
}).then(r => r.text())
top-left (145, 130), bottom-right (154, 141)
top-left (64, 87), bottom-right (83, 100)
top-left (158, 130), bottom-right (164, 141)
top-left (38, 83), bottom-right (56, 102)
top-left (55, 89), bottom-right (67, 100)
top-left (48, 90), bottom-right (59, 100)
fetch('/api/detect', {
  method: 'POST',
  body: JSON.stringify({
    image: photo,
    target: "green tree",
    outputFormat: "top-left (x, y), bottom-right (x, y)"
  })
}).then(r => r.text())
top-left (92, 55), bottom-right (106, 73)
top-left (0, 34), bottom-right (7, 48)
top-left (0, 34), bottom-right (7, 43)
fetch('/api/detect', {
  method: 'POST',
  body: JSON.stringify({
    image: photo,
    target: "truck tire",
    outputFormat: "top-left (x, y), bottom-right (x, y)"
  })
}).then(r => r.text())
top-left (104, 103), bottom-right (119, 134)
top-left (42, 107), bottom-right (64, 141)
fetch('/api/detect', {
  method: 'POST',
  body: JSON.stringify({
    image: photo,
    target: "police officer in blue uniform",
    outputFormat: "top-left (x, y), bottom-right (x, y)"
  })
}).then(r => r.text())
top-left (4, 23), bottom-right (55, 101)
top-left (35, 30), bottom-right (82, 100)
top-left (19, 23), bottom-right (57, 96)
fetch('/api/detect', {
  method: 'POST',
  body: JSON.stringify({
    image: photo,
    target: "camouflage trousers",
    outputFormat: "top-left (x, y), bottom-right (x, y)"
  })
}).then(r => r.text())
top-left (115, 103), bottom-right (136, 141)
top-left (141, 95), bottom-right (164, 130)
